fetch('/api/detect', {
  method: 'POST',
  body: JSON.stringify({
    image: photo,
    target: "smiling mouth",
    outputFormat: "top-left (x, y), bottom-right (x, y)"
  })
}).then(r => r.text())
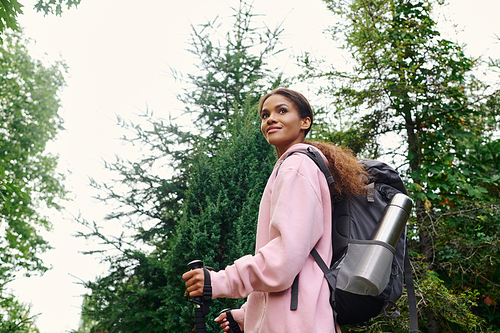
top-left (267, 126), bottom-right (280, 133)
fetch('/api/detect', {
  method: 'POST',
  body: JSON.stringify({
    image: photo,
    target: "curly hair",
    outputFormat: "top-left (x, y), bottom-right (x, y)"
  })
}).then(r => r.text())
top-left (306, 143), bottom-right (367, 200)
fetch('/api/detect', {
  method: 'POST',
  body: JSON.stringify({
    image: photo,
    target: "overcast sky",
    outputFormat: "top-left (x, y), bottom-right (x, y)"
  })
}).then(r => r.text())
top-left (9, 0), bottom-right (500, 332)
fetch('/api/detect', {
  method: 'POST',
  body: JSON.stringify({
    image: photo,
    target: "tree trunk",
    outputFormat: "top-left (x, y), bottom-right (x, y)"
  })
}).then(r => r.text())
top-left (405, 111), bottom-right (440, 332)
top-left (417, 200), bottom-right (435, 268)
top-left (417, 199), bottom-right (440, 332)
top-left (425, 307), bottom-right (440, 333)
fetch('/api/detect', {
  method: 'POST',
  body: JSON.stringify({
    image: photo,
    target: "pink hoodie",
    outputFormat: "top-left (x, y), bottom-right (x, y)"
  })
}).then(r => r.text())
top-left (210, 143), bottom-right (339, 332)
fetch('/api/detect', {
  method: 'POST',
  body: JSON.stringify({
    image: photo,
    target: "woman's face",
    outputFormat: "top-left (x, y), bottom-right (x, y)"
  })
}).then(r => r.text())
top-left (260, 94), bottom-right (311, 157)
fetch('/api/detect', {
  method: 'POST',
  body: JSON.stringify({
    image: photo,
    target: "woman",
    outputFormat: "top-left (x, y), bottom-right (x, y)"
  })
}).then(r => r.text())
top-left (183, 88), bottom-right (367, 333)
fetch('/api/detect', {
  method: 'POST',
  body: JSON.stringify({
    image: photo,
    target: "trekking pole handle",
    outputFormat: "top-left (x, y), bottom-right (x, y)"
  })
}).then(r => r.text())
top-left (187, 260), bottom-right (208, 333)
top-left (188, 259), bottom-right (204, 269)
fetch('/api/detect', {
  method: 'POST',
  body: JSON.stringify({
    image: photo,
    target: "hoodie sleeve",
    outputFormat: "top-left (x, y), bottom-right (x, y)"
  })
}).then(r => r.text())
top-left (210, 155), bottom-right (326, 298)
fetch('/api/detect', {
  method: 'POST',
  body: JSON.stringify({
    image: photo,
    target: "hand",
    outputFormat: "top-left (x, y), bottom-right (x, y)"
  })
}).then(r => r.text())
top-left (182, 268), bottom-right (205, 297)
top-left (214, 312), bottom-right (231, 332)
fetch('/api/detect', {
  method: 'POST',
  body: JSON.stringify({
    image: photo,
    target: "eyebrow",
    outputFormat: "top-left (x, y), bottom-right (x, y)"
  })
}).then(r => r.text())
top-left (260, 103), bottom-right (290, 114)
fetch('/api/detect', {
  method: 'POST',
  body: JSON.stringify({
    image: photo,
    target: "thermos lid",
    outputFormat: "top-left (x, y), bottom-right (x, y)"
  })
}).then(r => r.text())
top-left (391, 193), bottom-right (413, 214)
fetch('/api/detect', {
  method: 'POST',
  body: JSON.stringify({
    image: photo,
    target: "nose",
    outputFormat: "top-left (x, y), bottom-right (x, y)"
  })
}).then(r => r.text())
top-left (266, 113), bottom-right (277, 124)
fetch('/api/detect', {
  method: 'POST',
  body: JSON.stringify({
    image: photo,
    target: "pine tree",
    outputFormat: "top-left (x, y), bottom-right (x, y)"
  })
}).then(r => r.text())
top-left (162, 101), bottom-right (275, 332)
top-left (76, 2), bottom-right (285, 331)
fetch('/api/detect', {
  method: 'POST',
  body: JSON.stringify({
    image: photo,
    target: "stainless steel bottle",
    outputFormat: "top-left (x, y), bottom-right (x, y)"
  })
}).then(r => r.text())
top-left (343, 193), bottom-right (413, 296)
top-left (372, 193), bottom-right (413, 247)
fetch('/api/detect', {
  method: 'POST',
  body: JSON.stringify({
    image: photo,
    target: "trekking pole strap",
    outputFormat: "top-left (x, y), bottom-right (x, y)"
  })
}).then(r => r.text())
top-left (219, 309), bottom-right (243, 333)
top-left (404, 249), bottom-right (419, 333)
top-left (194, 307), bottom-right (207, 333)
top-left (187, 260), bottom-right (214, 331)
top-left (203, 267), bottom-right (212, 301)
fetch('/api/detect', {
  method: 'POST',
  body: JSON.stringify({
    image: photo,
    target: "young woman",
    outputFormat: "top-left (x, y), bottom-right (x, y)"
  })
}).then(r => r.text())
top-left (183, 88), bottom-right (367, 333)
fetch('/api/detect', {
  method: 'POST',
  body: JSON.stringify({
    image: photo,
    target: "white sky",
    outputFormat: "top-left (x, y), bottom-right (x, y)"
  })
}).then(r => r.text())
top-left (8, 0), bottom-right (500, 332)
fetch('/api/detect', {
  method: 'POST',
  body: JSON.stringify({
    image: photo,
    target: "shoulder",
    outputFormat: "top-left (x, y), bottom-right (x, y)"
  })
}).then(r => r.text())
top-left (272, 150), bottom-right (329, 205)
top-left (277, 149), bottom-right (316, 175)
top-left (276, 147), bottom-right (328, 191)
top-left (277, 144), bottom-right (326, 175)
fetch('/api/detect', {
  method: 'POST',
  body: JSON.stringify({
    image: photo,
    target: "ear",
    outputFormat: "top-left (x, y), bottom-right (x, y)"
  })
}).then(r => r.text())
top-left (300, 117), bottom-right (311, 131)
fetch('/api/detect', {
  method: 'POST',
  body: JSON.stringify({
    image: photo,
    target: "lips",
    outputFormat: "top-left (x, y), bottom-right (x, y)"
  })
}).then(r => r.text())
top-left (267, 126), bottom-right (281, 134)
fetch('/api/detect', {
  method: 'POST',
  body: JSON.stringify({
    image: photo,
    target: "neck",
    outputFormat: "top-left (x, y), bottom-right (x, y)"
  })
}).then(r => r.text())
top-left (275, 141), bottom-right (308, 159)
top-left (275, 146), bottom-right (284, 159)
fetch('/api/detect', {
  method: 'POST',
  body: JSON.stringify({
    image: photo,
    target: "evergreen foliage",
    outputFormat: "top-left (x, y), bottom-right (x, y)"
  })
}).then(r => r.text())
top-left (161, 103), bottom-right (275, 332)
top-left (178, 1), bottom-right (284, 142)
top-left (78, 99), bottom-right (275, 333)
top-left (90, 0), bottom-right (285, 241)
top-left (0, 292), bottom-right (40, 333)
top-left (76, 2), bottom-right (283, 331)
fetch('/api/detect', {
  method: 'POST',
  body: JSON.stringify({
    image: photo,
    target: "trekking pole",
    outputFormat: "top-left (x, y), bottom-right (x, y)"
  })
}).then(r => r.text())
top-left (187, 260), bottom-right (212, 333)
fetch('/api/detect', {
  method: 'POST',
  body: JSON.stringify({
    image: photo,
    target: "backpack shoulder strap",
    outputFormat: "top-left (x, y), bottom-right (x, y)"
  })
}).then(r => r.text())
top-left (280, 146), bottom-right (335, 311)
top-left (276, 146), bottom-right (335, 187)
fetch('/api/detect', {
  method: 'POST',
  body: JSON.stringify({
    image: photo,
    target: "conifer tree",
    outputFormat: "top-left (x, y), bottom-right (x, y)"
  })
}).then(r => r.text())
top-left (91, 0), bottom-right (285, 241)
top-left (161, 102), bottom-right (275, 332)
top-left (76, 2), bottom-right (285, 331)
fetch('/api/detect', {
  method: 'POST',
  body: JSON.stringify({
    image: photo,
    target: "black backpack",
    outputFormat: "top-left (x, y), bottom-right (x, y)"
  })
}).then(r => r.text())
top-left (279, 146), bottom-right (418, 333)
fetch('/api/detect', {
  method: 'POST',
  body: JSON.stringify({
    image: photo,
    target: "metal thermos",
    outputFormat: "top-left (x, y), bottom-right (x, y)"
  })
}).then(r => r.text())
top-left (343, 193), bottom-right (413, 296)
top-left (372, 193), bottom-right (413, 247)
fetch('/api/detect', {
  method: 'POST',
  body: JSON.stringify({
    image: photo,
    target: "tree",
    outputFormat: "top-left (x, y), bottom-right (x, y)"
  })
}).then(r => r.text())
top-left (160, 102), bottom-right (275, 332)
top-left (178, 4), bottom-right (284, 142)
top-left (0, 0), bottom-right (82, 35)
top-left (76, 2), bottom-right (285, 331)
top-left (301, 0), bottom-right (500, 331)
top-left (0, 291), bottom-right (40, 333)
top-left (0, 31), bottom-right (66, 283)
top-left (0, 31), bottom-right (66, 332)
top-left (89, 1), bottom-right (285, 242)
top-left (79, 101), bottom-right (275, 332)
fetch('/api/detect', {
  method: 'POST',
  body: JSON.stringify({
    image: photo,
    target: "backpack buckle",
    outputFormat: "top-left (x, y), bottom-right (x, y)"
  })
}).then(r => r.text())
top-left (367, 182), bottom-right (375, 202)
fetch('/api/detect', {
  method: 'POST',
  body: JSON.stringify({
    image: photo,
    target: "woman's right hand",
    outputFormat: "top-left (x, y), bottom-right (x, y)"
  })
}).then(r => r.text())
top-left (214, 311), bottom-right (231, 332)
top-left (181, 268), bottom-right (205, 298)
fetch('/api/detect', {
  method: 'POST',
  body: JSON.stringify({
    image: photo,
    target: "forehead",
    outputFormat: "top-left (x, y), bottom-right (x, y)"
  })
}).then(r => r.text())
top-left (261, 94), bottom-right (294, 111)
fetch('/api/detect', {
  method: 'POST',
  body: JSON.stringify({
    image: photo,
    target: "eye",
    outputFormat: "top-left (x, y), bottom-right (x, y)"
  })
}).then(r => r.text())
top-left (279, 108), bottom-right (288, 114)
top-left (261, 113), bottom-right (269, 120)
